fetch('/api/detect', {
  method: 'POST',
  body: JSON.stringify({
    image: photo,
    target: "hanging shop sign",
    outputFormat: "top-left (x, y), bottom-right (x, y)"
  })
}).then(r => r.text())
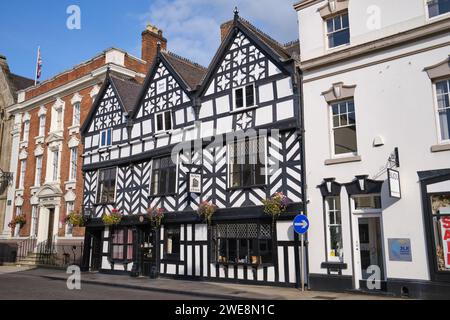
top-left (188, 173), bottom-right (202, 194)
top-left (388, 238), bottom-right (412, 262)
top-left (388, 168), bottom-right (401, 199)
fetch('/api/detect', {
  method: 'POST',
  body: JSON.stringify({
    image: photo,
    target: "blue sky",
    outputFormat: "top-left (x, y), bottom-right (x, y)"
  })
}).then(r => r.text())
top-left (0, 0), bottom-right (298, 81)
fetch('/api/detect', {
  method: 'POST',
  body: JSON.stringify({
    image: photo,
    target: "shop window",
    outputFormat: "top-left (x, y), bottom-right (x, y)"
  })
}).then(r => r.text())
top-left (213, 223), bottom-right (273, 265)
top-left (431, 194), bottom-right (450, 272)
top-left (325, 196), bottom-right (343, 261)
top-left (111, 228), bottom-right (133, 262)
top-left (164, 225), bottom-right (181, 260)
top-left (354, 195), bottom-right (382, 210)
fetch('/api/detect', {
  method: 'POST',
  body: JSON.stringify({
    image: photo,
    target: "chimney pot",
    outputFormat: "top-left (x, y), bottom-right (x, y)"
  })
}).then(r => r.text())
top-left (141, 23), bottom-right (167, 66)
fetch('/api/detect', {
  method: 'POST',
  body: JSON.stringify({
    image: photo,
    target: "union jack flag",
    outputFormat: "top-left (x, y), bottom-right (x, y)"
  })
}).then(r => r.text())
top-left (35, 47), bottom-right (42, 84)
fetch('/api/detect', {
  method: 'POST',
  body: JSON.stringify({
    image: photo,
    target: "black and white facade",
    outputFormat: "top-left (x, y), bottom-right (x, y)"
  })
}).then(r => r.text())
top-left (81, 14), bottom-right (305, 287)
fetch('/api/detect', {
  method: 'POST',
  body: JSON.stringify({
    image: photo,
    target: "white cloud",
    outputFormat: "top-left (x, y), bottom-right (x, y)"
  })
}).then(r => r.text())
top-left (138, 0), bottom-right (298, 66)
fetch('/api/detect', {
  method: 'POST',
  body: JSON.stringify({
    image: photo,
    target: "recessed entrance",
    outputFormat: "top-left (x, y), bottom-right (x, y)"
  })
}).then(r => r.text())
top-left (46, 208), bottom-right (55, 247)
top-left (140, 228), bottom-right (157, 278)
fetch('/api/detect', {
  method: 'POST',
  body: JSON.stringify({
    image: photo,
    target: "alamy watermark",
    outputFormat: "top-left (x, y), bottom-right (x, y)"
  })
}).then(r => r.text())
top-left (66, 265), bottom-right (81, 290)
top-left (66, 5), bottom-right (81, 30)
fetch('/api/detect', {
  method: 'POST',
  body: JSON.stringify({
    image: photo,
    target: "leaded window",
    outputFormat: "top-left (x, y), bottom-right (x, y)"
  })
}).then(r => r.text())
top-left (213, 223), bottom-right (273, 265)
top-left (234, 84), bottom-right (255, 110)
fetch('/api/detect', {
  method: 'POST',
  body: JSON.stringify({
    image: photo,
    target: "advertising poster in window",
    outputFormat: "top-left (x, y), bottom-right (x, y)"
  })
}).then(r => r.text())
top-left (388, 169), bottom-right (401, 199)
top-left (439, 210), bottom-right (450, 269)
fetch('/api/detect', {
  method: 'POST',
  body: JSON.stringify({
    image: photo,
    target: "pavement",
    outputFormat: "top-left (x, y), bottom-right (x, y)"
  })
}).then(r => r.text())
top-left (0, 266), bottom-right (402, 300)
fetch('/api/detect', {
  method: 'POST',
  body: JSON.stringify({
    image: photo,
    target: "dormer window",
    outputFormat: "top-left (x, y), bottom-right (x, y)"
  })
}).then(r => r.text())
top-left (233, 84), bottom-right (255, 110)
top-left (326, 13), bottom-right (350, 48)
top-left (100, 128), bottom-right (112, 147)
top-left (156, 111), bottom-right (172, 133)
top-left (428, 0), bottom-right (450, 18)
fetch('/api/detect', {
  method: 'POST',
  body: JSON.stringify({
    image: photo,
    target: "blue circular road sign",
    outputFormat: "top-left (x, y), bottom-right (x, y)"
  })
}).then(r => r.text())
top-left (293, 214), bottom-right (309, 235)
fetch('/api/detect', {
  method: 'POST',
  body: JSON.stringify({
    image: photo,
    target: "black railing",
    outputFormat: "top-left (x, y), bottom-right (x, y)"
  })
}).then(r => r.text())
top-left (37, 239), bottom-right (84, 267)
top-left (17, 237), bottom-right (37, 260)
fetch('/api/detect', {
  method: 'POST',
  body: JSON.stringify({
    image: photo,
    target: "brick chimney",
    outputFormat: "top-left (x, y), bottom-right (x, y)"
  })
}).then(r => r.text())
top-left (141, 24), bottom-right (167, 65)
top-left (220, 20), bottom-right (234, 42)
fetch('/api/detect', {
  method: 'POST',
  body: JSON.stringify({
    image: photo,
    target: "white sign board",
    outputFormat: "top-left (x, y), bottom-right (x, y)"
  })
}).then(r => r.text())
top-left (388, 169), bottom-right (401, 199)
top-left (189, 173), bottom-right (202, 193)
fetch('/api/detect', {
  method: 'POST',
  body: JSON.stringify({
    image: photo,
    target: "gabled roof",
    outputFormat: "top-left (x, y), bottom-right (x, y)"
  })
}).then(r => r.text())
top-left (80, 71), bottom-right (141, 134)
top-left (198, 14), bottom-right (299, 94)
top-left (161, 51), bottom-right (207, 91)
top-left (109, 75), bottom-right (142, 113)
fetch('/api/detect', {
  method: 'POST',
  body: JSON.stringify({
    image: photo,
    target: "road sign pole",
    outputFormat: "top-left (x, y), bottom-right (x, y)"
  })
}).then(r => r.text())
top-left (301, 233), bottom-right (304, 292)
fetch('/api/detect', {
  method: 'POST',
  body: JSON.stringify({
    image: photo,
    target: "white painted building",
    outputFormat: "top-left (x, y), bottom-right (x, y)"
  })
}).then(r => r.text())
top-left (295, 0), bottom-right (450, 298)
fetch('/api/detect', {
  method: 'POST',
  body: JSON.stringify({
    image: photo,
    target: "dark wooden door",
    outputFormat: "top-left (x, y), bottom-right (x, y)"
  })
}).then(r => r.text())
top-left (91, 231), bottom-right (102, 271)
top-left (140, 229), bottom-right (156, 277)
top-left (47, 209), bottom-right (55, 247)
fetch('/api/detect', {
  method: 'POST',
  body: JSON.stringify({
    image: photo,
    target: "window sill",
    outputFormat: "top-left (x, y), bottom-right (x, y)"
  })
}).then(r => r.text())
top-left (229, 105), bottom-right (259, 114)
top-left (431, 143), bottom-right (450, 153)
top-left (216, 262), bottom-right (274, 268)
top-left (227, 185), bottom-right (267, 192)
top-left (149, 193), bottom-right (177, 198)
top-left (68, 125), bottom-right (80, 135)
top-left (154, 131), bottom-right (172, 138)
top-left (324, 155), bottom-right (361, 166)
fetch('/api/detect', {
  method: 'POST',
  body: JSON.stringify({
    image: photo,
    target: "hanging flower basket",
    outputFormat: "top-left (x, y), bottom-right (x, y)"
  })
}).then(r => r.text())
top-left (65, 211), bottom-right (85, 227)
top-left (197, 201), bottom-right (218, 225)
top-left (8, 214), bottom-right (26, 229)
top-left (262, 192), bottom-right (291, 222)
top-left (146, 207), bottom-right (165, 228)
top-left (102, 208), bottom-right (123, 226)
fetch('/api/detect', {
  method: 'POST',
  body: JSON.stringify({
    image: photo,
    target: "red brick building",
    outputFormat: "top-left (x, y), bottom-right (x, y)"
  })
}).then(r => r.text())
top-left (2, 25), bottom-right (167, 252)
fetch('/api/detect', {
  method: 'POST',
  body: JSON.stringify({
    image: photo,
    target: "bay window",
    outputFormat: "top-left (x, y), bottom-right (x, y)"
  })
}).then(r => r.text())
top-left (435, 79), bottom-right (450, 141)
top-left (331, 99), bottom-right (357, 155)
top-left (111, 228), bottom-right (133, 262)
top-left (96, 167), bottom-right (117, 204)
top-left (213, 223), bottom-right (273, 265)
top-left (228, 136), bottom-right (266, 188)
top-left (150, 156), bottom-right (177, 196)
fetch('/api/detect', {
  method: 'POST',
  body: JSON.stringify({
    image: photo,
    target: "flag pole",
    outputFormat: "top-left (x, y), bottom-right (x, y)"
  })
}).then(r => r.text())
top-left (34, 46), bottom-right (40, 86)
